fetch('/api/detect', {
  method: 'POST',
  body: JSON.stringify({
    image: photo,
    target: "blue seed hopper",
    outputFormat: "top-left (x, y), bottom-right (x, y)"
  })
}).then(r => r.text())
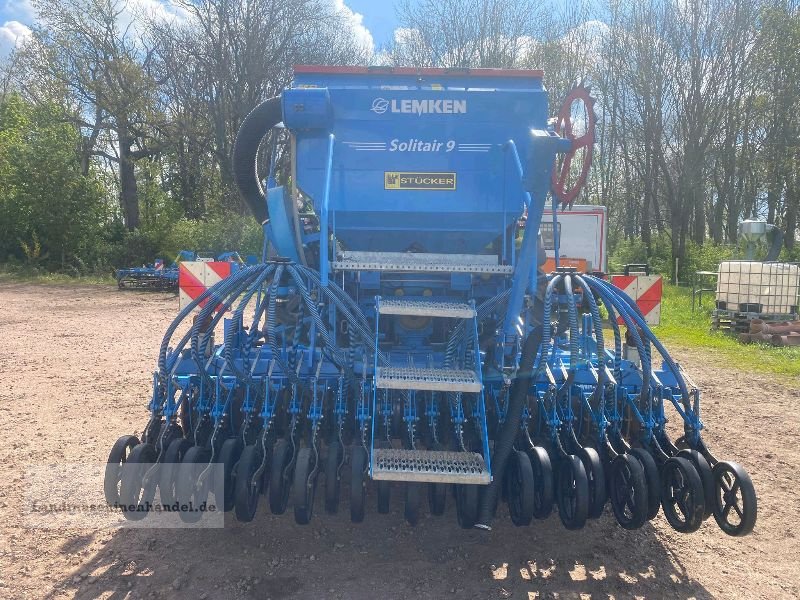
top-left (105, 66), bottom-right (755, 537)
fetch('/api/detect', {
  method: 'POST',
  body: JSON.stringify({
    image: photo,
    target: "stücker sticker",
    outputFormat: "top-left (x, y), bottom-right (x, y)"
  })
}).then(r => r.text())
top-left (384, 172), bottom-right (457, 191)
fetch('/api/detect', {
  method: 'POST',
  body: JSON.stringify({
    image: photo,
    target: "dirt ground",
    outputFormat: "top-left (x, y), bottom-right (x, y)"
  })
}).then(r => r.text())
top-left (0, 281), bottom-right (798, 600)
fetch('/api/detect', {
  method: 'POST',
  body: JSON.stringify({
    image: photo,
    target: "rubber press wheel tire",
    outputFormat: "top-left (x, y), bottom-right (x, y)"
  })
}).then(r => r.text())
top-left (629, 448), bottom-right (661, 520)
top-left (577, 447), bottom-right (607, 519)
top-left (219, 438), bottom-right (243, 512)
top-left (661, 456), bottom-right (705, 534)
top-left (234, 444), bottom-right (264, 522)
top-left (556, 455), bottom-right (589, 530)
top-left (118, 443), bottom-right (158, 521)
top-left (711, 461), bottom-right (757, 537)
top-left (104, 435), bottom-right (139, 506)
top-left (609, 453), bottom-right (648, 530)
top-left (677, 449), bottom-right (714, 519)
top-left (176, 445), bottom-right (212, 523)
top-left (428, 482), bottom-right (447, 516)
top-left (293, 447), bottom-right (317, 525)
top-left (527, 446), bottom-right (554, 519)
top-left (455, 484), bottom-right (479, 529)
top-left (269, 439), bottom-right (293, 515)
top-left (159, 437), bottom-right (192, 508)
top-left (377, 480), bottom-right (391, 514)
top-left (507, 450), bottom-right (535, 526)
top-left (324, 441), bottom-right (343, 514)
top-left (350, 446), bottom-right (367, 523)
top-left (404, 483), bottom-right (422, 526)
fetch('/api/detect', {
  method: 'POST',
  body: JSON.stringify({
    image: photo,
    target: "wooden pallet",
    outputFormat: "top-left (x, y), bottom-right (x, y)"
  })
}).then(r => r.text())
top-left (712, 309), bottom-right (799, 335)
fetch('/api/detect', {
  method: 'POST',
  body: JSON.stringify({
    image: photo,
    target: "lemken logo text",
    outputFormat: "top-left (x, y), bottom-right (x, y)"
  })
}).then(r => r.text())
top-left (370, 97), bottom-right (467, 116)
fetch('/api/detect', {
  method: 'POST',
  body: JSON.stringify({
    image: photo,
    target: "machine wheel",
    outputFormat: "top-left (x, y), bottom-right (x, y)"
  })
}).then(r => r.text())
top-left (556, 455), bottom-right (589, 530)
top-left (677, 449), bottom-right (714, 519)
top-left (219, 438), bottom-right (243, 512)
top-left (404, 483), bottom-right (421, 526)
top-left (176, 445), bottom-right (211, 523)
top-left (104, 435), bottom-right (139, 506)
top-left (609, 453), bottom-right (648, 530)
top-left (324, 441), bottom-right (343, 514)
top-left (661, 456), bottom-right (705, 534)
top-left (118, 443), bottom-right (158, 521)
top-left (293, 447), bottom-right (318, 525)
top-left (269, 439), bottom-right (293, 515)
top-left (629, 448), bottom-right (661, 520)
top-left (350, 445), bottom-right (367, 523)
top-left (455, 484), bottom-right (479, 529)
top-left (234, 444), bottom-right (264, 522)
top-left (577, 447), bottom-right (606, 519)
top-left (711, 461), bottom-right (757, 537)
top-left (428, 482), bottom-right (447, 516)
top-left (159, 437), bottom-right (191, 507)
top-left (507, 450), bottom-right (535, 526)
top-left (527, 446), bottom-right (554, 519)
top-left (377, 481), bottom-right (391, 514)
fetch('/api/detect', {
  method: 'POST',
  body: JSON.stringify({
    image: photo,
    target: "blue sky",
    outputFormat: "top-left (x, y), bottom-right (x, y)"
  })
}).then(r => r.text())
top-left (0, 0), bottom-right (412, 56)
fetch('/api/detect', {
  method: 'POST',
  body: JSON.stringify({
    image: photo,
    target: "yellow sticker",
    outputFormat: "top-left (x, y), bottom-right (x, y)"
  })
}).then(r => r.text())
top-left (384, 172), bottom-right (456, 191)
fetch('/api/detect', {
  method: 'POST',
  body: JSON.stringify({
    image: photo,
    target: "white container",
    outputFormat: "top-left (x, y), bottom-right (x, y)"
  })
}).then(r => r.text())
top-left (716, 261), bottom-right (800, 314)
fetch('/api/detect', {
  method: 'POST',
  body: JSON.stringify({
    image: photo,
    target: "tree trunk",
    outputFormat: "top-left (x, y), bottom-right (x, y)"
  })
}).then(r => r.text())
top-left (119, 128), bottom-right (139, 231)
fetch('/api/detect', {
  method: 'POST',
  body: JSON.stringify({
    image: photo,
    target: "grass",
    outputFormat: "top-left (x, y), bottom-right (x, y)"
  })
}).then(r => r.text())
top-left (0, 265), bottom-right (115, 286)
top-left (652, 284), bottom-right (800, 379)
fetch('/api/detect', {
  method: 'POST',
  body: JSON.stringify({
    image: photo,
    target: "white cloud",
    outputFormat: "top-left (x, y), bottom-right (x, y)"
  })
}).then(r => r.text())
top-left (332, 0), bottom-right (374, 54)
top-left (0, 20), bottom-right (31, 56)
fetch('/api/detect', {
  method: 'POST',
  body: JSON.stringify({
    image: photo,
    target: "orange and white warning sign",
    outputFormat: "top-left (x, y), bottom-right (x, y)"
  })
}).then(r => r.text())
top-left (179, 261), bottom-right (233, 311)
top-left (610, 274), bottom-right (663, 325)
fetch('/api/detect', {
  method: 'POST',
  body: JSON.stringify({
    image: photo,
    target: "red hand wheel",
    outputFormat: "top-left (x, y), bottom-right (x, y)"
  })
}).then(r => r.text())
top-left (551, 85), bottom-right (596, 209)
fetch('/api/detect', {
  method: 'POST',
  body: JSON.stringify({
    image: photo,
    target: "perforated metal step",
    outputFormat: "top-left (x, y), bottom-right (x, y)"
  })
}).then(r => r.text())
top-left (378, 298), bottom-right (475, 318)
top-left (332, 251), bottom-right (513, 274)
top-left (371, 448), bottom-right (490, 484)
top-left (375, 367), bottom-right (481, 392)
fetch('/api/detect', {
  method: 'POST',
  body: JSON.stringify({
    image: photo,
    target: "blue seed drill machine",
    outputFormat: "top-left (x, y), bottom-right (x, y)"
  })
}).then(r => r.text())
top-left (106, 66), bottom-right (756, 536)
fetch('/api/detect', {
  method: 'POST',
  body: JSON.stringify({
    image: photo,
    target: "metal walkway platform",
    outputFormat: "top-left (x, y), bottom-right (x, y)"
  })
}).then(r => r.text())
top-left (371, 448), bottom-right (490, 484)
top-left (375, 367), bottom-right (482, 392)
top-left (378, 298), bottom-right (475, 318)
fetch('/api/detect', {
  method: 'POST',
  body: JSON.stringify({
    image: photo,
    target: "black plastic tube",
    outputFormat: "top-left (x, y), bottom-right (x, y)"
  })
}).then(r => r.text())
top-left (232, 97), bottom-right (283, 223)
top-left (475, 323), bottom-right (543, 530)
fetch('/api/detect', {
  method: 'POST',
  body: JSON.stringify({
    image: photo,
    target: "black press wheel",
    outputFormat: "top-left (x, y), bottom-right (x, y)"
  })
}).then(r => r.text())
top-left (629, 447), bottom-right (661, 520)
top-left (609, 453), bottom-right (648, 530)
top-left (324, 440), bottom-right (343, 514)
top-left (711, 461), bottom-right (756, 537)
top-left (507, 450), bottom-right (535, 526)
top-left (556, 455), bottom-right (589, 530)
top-left (219, 437), bottom-right (243, 512)
top-left (104, 435), bottom-right (139, 506)
top-left (350, 445), bottom-right (367, 523)
top-left (677, 449), bottom-right (714, 519)
top-left (159, 437), bottom-right (192, 507)
top-left (234, 443), bottom-right (265, 522)
top-left (404, 483), bottom-right (421, 526)
top-left (293, 447), bottom-right (318, 525)
top-left (455, 484), bottom-right (479, 529)
top-left (428, 482), bottom-right (447, 516)
top-left (377, 480), bottom-right (391, 514)
top-left (176, 445), bottom-right (212, 523)
top-left (577, 447), bottom-right (607, 519)
top-left (118, 443), bottom-right (158, 521)
top-left (269, 438), bottom-right (294, 515)
top-left (527, 446), bottom-right (554, 519)
top-left (661, 456), bottom-right (705, 534)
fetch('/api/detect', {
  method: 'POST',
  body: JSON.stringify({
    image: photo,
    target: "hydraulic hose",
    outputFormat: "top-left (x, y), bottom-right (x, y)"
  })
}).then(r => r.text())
top-left (475, 324), bottom-right (543, 530)
top-left (232, 97), bottom-right (283, 223)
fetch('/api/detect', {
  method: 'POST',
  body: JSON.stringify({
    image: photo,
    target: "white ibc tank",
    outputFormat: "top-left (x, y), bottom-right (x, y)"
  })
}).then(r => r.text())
top-left (716, 261), bottom-right (800, 313)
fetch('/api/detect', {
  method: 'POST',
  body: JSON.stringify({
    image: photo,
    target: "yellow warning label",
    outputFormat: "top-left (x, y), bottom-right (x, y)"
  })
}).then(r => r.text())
top-left (384, 172), bottom-right (456, 191)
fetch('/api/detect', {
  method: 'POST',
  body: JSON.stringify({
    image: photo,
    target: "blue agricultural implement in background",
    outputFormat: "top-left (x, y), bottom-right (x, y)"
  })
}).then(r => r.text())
top-left (105, 66), bottom-right (756, 536)
top-left (116, 250), bottom-right (197, 291)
